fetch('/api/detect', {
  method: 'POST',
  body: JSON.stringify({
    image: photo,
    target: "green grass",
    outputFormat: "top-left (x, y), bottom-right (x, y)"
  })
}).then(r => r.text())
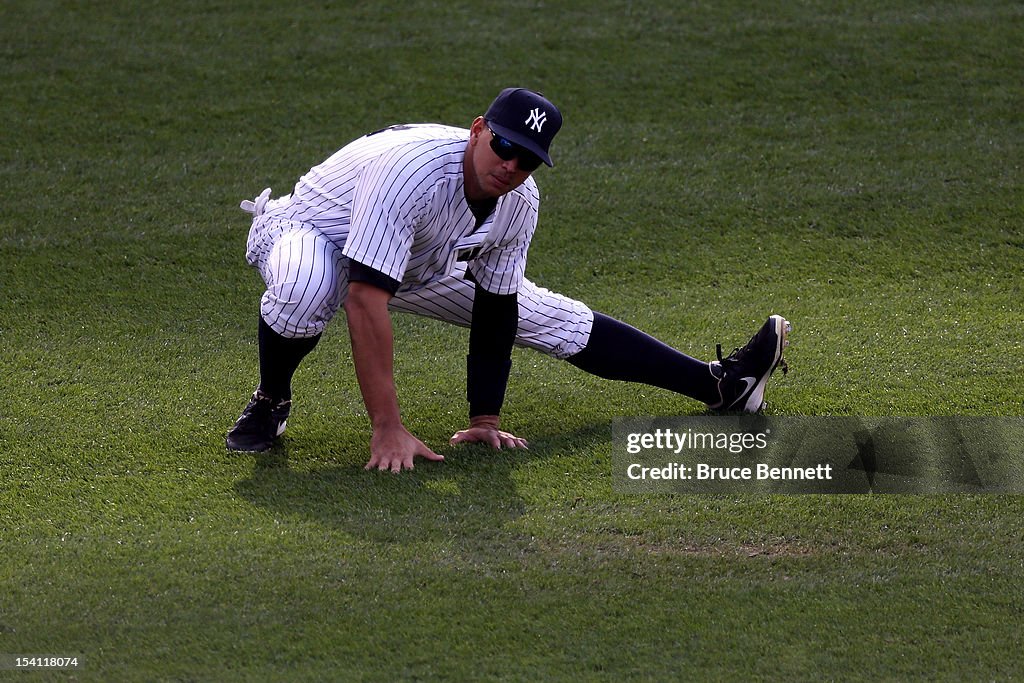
top-left (2, 0), bottom-right (1023, 680)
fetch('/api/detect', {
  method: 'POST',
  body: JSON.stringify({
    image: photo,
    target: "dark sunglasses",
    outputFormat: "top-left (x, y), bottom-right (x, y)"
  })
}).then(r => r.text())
top-left (487, 126), bottom-right (543, 172)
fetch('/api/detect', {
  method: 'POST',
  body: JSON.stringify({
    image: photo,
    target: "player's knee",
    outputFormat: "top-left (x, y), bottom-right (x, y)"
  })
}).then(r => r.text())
top-left (261, 279), bottom-right (342, 339)
top-left (515, 292), bottom-right (594, 359)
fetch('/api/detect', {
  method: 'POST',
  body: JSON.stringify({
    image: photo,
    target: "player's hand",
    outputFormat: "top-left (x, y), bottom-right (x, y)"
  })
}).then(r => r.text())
top-left (449, 415), bottom-right (529, 450)
top-left (365, 424), bottom-right (444, 473)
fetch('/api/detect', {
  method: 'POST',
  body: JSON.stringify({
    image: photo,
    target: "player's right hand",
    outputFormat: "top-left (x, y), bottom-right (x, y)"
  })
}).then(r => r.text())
top-left (365, 425), bottom-right (444, 473)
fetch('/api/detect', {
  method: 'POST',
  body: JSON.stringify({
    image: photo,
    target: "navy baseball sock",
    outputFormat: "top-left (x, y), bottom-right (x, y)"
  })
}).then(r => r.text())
top-left (566, 312), bottom-right (719, 405)
top-left (257, 317), bottom-right (321, 402)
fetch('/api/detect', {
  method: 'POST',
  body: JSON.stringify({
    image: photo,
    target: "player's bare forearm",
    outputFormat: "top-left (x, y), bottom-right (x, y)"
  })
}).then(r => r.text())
top-left (344, 282), bottom-right (401, 429)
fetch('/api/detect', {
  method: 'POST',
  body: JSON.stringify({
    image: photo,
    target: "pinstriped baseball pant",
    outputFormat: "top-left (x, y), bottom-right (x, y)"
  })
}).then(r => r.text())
top-left (248, 220), bottom-right (594, 360)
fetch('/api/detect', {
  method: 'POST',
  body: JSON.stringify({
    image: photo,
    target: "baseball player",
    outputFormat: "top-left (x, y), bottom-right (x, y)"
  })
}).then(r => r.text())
top-left (227, 87), bottom-right (790, 472)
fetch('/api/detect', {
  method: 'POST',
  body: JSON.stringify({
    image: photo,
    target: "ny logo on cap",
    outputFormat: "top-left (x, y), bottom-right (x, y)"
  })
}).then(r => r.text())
top-left (525, 107), bottom-right (547, 133)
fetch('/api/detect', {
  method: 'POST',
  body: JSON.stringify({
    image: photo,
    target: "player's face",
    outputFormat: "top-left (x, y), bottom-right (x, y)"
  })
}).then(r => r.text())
top-left (464, 117), bottom-right (536, 200)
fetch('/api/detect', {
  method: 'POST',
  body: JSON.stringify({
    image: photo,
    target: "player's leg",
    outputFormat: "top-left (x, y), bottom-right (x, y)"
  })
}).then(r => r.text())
top-left (567, 310), bottom-right (789, 411)
top-left (511, 283), bottom-right (728, 406)
top-left (393, 272), bottom-right (716, 400)
top-left (511, 280), bottom-right (789, 411)
top-left (227, 226), bottom-right (347, 451)
top-left (254, 224), bottom-right (348, 398)
top-left (391, 269), bottom-right (788, 412)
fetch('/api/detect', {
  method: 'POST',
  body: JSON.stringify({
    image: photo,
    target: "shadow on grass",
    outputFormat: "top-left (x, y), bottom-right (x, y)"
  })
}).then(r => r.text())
top-left (233, 422), bottom-right (610, 544)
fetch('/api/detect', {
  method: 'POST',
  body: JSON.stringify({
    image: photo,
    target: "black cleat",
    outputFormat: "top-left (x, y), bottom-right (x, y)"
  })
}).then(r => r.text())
top-left (226, 390), bottom-right (292, 452)
top-left (709, 315), bottom-right (791, 413)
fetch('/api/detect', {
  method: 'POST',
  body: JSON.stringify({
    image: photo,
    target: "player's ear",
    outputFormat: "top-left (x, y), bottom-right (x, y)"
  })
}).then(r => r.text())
top-left (470, 116), bottom-right (486, 139)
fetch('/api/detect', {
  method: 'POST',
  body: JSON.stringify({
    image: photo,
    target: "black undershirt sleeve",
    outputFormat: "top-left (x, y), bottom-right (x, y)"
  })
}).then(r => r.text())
top-left (348, 259), bottom-right (401, 296)
top-left (467, 282), bottom-right (518, 417)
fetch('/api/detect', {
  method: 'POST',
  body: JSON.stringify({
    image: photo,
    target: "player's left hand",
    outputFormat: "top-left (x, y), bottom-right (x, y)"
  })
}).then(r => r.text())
top-left (449, 415), bottom-right (529, 450)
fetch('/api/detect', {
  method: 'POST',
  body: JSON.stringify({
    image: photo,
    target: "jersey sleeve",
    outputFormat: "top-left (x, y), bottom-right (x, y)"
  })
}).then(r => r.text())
top-left (467, 185), bottom-right (538, 295)
top-left (342, 147), bottom-right (439, 283)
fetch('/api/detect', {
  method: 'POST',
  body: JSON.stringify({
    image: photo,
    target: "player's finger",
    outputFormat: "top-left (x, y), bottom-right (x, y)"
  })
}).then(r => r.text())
top-left (494, 431), bottom-right (522, 449)
top-left (418, 443), bottom-right (444, 462)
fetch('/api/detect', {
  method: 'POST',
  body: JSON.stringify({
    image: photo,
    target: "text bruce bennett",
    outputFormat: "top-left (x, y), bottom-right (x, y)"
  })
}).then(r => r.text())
top-left (626, 463), bottom-right (834, 481)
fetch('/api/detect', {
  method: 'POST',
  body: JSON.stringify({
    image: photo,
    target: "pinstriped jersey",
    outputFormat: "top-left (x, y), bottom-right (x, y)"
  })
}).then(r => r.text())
top-left (279, 123), bottom-right (539, 296)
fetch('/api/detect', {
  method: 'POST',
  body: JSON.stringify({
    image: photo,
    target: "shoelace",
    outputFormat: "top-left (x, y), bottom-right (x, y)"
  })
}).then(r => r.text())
top-left (716, 343), bottom-right (742, 364)
top-left (715, 342), bottom-right (788, 375)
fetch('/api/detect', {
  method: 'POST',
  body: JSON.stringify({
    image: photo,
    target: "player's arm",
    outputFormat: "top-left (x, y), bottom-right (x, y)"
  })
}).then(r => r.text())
top-left (345, 262), bottom-right (443, 472)
top-left (449, 280), bottom-right (528, 450)
top-left (342, 147), bottom-right (443, 472)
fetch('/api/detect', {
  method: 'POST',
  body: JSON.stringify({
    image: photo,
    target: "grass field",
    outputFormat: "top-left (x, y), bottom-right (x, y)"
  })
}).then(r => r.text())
top-left (2, 0), bottom-right (1023, 680)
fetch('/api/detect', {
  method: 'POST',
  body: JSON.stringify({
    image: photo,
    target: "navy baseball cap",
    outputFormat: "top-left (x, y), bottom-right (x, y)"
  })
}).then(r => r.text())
top-left (484, 88), bottom-right (563, 167)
